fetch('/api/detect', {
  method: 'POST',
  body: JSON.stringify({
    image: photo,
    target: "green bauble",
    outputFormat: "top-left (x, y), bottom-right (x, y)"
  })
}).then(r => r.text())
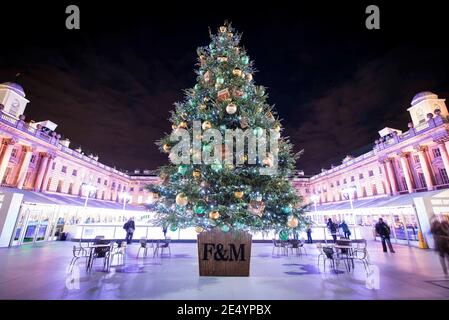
top-left (281, 205), bottom-right (293, 215)
top-left (211, 162), bottom-right (223, 172)
top-left (194, 204), bottom-right (206, 215)
top-left (220, 224), bottom-right (230, 233)
top-left (241, 56), bottom-right (249, 65)
top-left (253, 127), bottom-right (264, 137)
top-left (178, 165), bottom-right (189, 175)
top-left (234, 221), bottom-right (245, 230)
top-left (279, 229), bottom-right (289, 241)
top-left (216, 77), bottom-right (224, 85)
top-left (170, 225), bottom-right (178, 232)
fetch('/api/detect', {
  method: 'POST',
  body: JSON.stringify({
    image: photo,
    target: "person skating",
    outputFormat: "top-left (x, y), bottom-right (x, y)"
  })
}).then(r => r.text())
top-left (340, 220), bottom-right (351, 239)
top-left (327, 218), bottom-right (337, 243)
top-left (375, 218), bottom-right (395, 253)
top-left (123, 217), bottom-right (135, 245)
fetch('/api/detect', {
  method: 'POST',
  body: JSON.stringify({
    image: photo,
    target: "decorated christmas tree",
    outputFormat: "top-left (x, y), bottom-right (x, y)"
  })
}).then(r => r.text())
top-left (148, 22), bottom-right (306, 239)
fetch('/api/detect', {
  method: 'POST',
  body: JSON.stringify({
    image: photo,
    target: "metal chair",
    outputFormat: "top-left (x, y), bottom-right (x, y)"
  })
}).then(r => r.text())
top-left (154, 238), bottom-right (171, 257)
top-left (272, 239), bottom-right (287, 256)
top-left (87, 239), bottom-right (110, 272)
top-left (69, 245), bottom-right (89, 273)
top-left (352, 239), bottom-right (370, 272)
top-left (105, 242), bottom-right (127, 271)
top-left (137, 237), bottom-right (152, 258)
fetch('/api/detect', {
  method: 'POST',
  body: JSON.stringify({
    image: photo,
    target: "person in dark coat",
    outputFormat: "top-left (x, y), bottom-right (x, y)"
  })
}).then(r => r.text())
top-left (162, 225), bottom-right (168, 238)
top-left (430, 218), bottom-right (449, 275)
top-left (375, 218), bottom-right (395, 253)
top-left (306, 224), bottom-right (313, 243)
top-left (340, 220), bottom-right (351, 239)
top-left (123, 217), bottom-right (135, 244)
top-left (327, 218), bottom-right (337, 243)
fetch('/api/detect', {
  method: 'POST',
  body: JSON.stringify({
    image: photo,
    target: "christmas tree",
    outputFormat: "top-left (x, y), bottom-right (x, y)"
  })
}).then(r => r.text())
top-left (148, 22), bottom-right (305, 239)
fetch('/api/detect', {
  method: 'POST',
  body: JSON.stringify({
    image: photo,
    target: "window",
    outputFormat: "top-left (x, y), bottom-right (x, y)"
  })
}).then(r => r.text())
top-left (418, 172), bottom-right (427, 189)
top-left (351, 176), bottom-right (355, 182)
top-left (57, 180), bottom-right (64, 192)
top-left (433, 148), bottom-right (442, 158)
top-left (52, 162), bottom-right (56, 170)
top-left (330, 183), bottom-right (334, 188)
top-left (372, 184), bottom-right (378, 195)
top-left (112, 182), bottom-right (116, 189)
top-left (343, 179), bottom-right (347, 184)
top-left (139, 187), bottom-right (144, 192)
top-left (413, 155), bottom-right (420, 163)
top-left (61, 166), bottom-right (67, 173)
top-left (336, 181), bottom-right (340, 186)
top-left (11, 148), bottom-right (18, 158)
top-left (130, 187), bottom-right (134, 192)
top-left (359, 173), bottom-right (364, 180)
top-left (72, 169), bottom-right (77, 176)
top-left (439, 168), bottom-right (449, 185)
top-left (104, 180), bottom-right (108, 186)
top-left (378, 166), bottom-right (382, 174)
top-left (30, 155), bottom-right (36, 163)
top-left (97, 177), bottom-right (101, 184)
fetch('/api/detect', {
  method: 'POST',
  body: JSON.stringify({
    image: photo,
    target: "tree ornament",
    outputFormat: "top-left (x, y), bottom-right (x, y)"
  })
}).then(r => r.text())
top-left (217, 88), bottom-right (231, 102)
top-left (177, 165), bottom-right (189, 175)
top-left (220, 224), bottom-right (231, 232)
top-left (209, 210), bottom-right (220, 220)
top-left (203, 71), bottom-right (211, 83)
top-left (195, 226), bottom-right (204, 233)
top-left (227, 32), bottom-right (233, 38)
top-left (211, 162), bottom-right (223, 172)
top-left (274, 124), bottom-right (281, 132)
top-left (226, 103), bottom-right (237, 114)
top-left (218, 56), bottom-right (228, 63)
top-left (287, 216), bottom-right (299, 228)
top-left (202, 121), bottom-right (212, 130)
top-left (248, 200), bottom-right (265, 217)
top-left (253, 127), bottom-right (264, 137)
top-left (234, 191), bottom-right (244, 199)
top-left (199, 55), bottom-right (206, 66)
top-left (219, 26), bottom-right (227, 33)
top-left (198, 103), bottom-right (207, 110)
top-left (247, 73), bottom-right (253, 81)
top-left (282, 205), bottom-right (293, 215)
top-left (232, 68), bottom-right (242, 77)
top-left (203, 96), bottom-right (210, 102)
top-left (163, 144), bottom-right (171, 153)
top-left (240, 117), bottom-right (249, 129)
top-left (171, 124), bottom-right (177, 130)
top-left (178, 121), bottom-right (188, 129)
top-left (262, 155), bottom-right (273, 167)
top-left (194, 203), bottom-right (207, 215)
top-left (216, 76), bottom-right (224, 85)
top-left (175, 193), bottom-right (188, 206)
top-left (266, 111), bottom-right (275, 121)
top-left (234, 47), bottom-right (240, 54)
top-left (279, 229), bottom-right (289, 241)
top-left (233, 89), bottom-right (244, 98)
top-left (193, 169), bottom-right (201, 179)
top-left (241, 56), bottom-right (249, 65)
top-left (170, 225), bottom-right (178, 232)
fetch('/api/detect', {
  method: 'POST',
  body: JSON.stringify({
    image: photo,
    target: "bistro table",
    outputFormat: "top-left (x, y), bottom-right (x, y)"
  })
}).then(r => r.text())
top-left (333, 244), bottom-right (354, 272)
top-left (86, 243), bottom-right (111, 272)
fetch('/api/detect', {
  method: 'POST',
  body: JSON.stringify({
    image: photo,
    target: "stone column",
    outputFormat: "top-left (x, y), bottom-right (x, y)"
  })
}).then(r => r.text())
top-left (16, 146), bottom-right (34, 189)
top-left (380, 159), bottom-right (392, 195)
top-left (414, 145), bottom-right (434, 191)
top-left (34, 153), bottom-right (50, 191)
top-left (40, 154), bottom-right (56, 192)
top-left (398, 152), bottom-right (414, 193)
top-left (385, 158), bottom-right (398, 195)
top-left (0, 138), bottom-right (17, 183)
top-left (436, 139), bottom-right (449, 177)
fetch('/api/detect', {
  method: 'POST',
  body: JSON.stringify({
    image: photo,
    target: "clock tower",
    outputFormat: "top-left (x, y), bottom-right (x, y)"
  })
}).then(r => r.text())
top-left (0, 82), bottom-right (30, 119)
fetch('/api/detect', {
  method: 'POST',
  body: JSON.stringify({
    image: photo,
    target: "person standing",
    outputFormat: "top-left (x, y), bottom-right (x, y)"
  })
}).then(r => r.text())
top-left (430, 218), bottom-right (449, 276)
top-left (375, 218), bottom-right (395, 253)
top-left (306, 224), bottom-right (313, 243)
top-left (327, 218), bottom-right (337, 243)
top-left (340, 220), bottom-right (351, 239)
top-left (162, 225), bottom-right (168, 238)
top-left (123, 217), bottom-right (135, 245)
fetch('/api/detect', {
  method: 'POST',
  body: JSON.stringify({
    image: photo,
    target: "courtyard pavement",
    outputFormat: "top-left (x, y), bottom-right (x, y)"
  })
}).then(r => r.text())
top-left (0, 241), bottom-right (448, 299)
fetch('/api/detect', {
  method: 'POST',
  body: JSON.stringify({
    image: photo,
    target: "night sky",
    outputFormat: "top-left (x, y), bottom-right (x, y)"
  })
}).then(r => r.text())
top-left (1, 1), bottom-right (448, 175)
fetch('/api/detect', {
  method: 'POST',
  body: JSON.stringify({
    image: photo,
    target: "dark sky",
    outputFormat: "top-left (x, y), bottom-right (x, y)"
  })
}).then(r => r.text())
top-left (1, 1), bottom-right (448, 175)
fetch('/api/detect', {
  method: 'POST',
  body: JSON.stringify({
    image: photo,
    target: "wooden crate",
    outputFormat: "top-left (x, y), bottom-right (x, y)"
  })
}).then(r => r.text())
top-left (197, 229), bottom-right (252, 276)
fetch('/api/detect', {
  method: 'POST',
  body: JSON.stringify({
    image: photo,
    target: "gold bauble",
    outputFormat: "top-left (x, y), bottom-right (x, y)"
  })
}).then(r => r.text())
top-left (227, 32), bottom-right (233, 38)
top-left (274, 124), bottom-right (281, 132)
top-left (226, 103), bottom-right (237, 115)
top-left (234, 191), bottom-right (244, 199)
top-left (219, 26), bottom-right (227, 33)
top-left (163, 144), bottom-right (171, 153)
top-left (232, 68), bottom-right (242, 77)
top-left (171, 124), bottom-right (177, 130)
top-left (195, 226), bottom-right (204, 233)
top-left (287, 216), bottom-right (299, 228)
top-left (178, 121), bottom-right (188, 129)
top-left (218, 56), bottom-right (228, 63)
top-left (262, 155), bottom-right (273, 167)
top-left (202, 121), bottom-right (212, 130)
top-left (209, 210), bottom-right (220, 220)
top-left (193, 169), bottom-right (201, 179)
top-left (198, 103), bottom-right (207, 110)
top-left (247, 73), bottom-right (253, 81)
top-left (175, 193), bottom-right (188, 207)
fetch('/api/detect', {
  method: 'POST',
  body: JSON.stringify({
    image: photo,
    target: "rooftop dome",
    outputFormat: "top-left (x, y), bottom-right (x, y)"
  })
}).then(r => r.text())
top-left (0, 82), bottom-right (26, 97)
top-left (411, 91), bottom-right (438, 106)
